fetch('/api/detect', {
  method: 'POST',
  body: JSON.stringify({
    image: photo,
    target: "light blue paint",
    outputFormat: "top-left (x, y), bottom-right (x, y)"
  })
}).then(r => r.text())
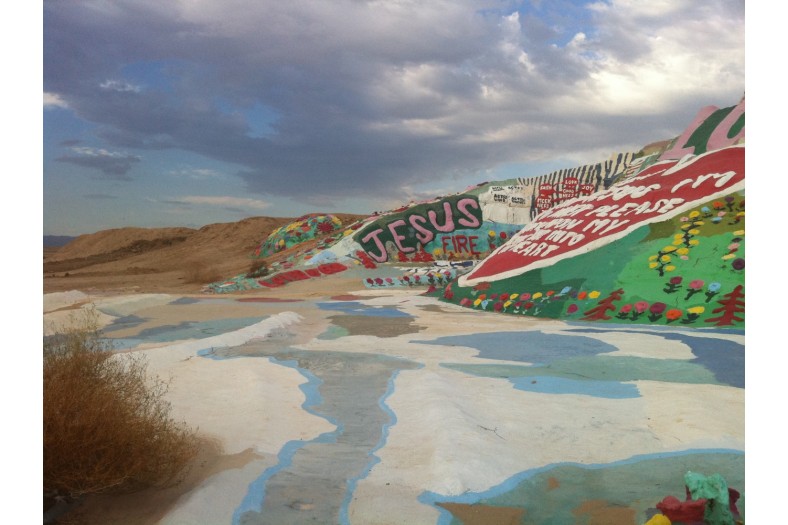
top-left (415, 331), bottom-right (617, 364)
top-left (317, 301), bottom-right (412, 318)
top-left (568, 327), bottom-right (745, 388)
top-left (420, 448), bottom-right (745, 525)
top-left (509, 375), bottom-right (640, 398)
top-left (231, 357), bottom-right (342, 525)
top-left (102, 314), bottom-right (148, 333)
top-left (108, 316), bottom-right (268, 349)
top-left (339, 363), bottom-right (425, 525)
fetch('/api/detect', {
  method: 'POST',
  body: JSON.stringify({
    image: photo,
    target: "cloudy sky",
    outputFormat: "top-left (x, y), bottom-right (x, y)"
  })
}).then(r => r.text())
top-left (43, 0), bottom-right (744, 235)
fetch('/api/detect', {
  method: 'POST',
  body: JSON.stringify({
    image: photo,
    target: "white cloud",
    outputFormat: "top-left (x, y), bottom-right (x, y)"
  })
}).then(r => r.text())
top-left (99, 79), bottom-right (141, 92)
top-left (43, 92), bottom-right (69, 109)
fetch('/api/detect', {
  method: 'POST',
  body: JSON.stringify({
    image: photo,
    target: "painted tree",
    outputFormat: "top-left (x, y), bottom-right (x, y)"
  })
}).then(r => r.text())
top-left (581, 288), bottom-right (625, 321)
top-left (704, 285), bottom-right (744, 326)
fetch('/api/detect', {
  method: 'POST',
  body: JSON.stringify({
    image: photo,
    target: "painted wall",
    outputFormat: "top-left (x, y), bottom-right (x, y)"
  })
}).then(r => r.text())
top-left (254, 214), bottom-right (343, 257)
top-left (444, 145), bottom-right (745, 328)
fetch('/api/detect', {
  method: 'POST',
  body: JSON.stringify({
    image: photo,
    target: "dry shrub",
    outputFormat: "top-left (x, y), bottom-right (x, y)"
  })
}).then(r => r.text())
top-left (183, 263), bottom-right (222, 284)
top-left (44, 308), bottom-right (198, 499)
top-left (246, 259), bottom-right (269, 279)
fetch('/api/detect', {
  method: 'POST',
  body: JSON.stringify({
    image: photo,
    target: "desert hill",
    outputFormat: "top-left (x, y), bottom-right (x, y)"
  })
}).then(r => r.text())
top-left (43, 214), bottom-right (366, 294)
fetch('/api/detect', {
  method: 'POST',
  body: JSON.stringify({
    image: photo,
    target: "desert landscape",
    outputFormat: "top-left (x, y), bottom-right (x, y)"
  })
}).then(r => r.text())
top-left (44, 98), bottom-right (745, 525)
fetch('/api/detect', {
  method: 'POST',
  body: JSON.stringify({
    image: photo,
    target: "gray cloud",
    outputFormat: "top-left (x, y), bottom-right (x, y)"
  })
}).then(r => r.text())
top-left (44, 0), bottom-right (744, 201)
top-left (56, 147), bottom-right (141, 180)
top-left (83, 193), bottom-right (119, 200)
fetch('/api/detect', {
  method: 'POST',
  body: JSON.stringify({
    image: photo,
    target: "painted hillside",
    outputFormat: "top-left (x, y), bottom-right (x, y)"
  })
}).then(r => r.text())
top-left (439, 97), bottom-right (745, 329)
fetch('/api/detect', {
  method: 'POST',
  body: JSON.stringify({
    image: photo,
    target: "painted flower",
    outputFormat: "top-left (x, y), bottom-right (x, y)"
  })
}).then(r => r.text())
top-left (546, 290), bottom-right (555, 297)
top-left (500, 293), bottom-right (510, 301)
top-left (460, 298), bottom-right (472, 307)
top-left (521, 293), bottom-right (532, 301)
top-left (712, 201), bottom-right (724, 209)
top-left (727, 243), bottom-right (740, 251)
top-left (560, 286), bottom-right (573, 295)
top-left (481, 299), bottom-right (490, 309)
top-left (588, 291), bottom-right (601, 299)
top-left (732, 258), bottom-right (745, 270)
top-left (666, 309), bottom-right (683, 321)
top-left (619, 304), bottom-right (633, 313)
top-left (648, 255), bottom-right (659, 261)
top-left (688, 239), bottom-right (700, 246)
top-left (443, 289), bottom-right (454, 300)
top-left (676, 247), bottom-right (690, 256)
top-left (689, 211), bottom-right (700, 218)
top-left (708, 282), bottom-right (722, 293)
top-left (514, 301), bottom-right (523, 308)
top-left (490, 293), bottom-right (498, 300)
top-left (385, 277), bottom-right (393, 284)
top-left (509, 293), bottom-right (519, 301)
top-left (532, 292), bottom-right (543, 300)
top-left (721, 254), bottom-right (735, 260)
top-left (493, 301), bottom-right (504, 312)
top-left (366, 278), bottom-right (374, 284)
top-left (473, 298), bottom-right (482, 307)
top-left (478, 293), bottom-right (487, 301)
top-left (567, 304), bottom-right (579, 314)
top-left (649, 302), bottom-right (667, 315)
top-left (488, 230), bottom-right (496, 237)
top-left (374, 277), bottom-right (383, 285)
top-left (711, 217), bottom-right (722, 224)
top-left (733, 229), bottom-right (745, 236)
top-left (577, 291), bottom-right (587, 300)
top-left (500, 232), bottom-right (508, 239)
top-left (687, 306), bottom-right (705, 315)
top-left (662, 246), bottom-right (677, 253)
top-left (524, 301), bottom-right (534, 309)
top-left (670, 276), bottom-right (683, 285)
top-left (688, 280), bottom-right (704, 290)
top-left (660, 255), bottom-right (671, 263)
top-left (634, 301), bottom-right (649, 313)
top-left (680, 216), bottom-right (689, 222)
top-left (701, 206), bottom-right (711, 214)
top-left (688, 229), bottom-right (700, 235)
top-left (504, 300), bottom-right (513, 309)
top-left (717, 211), bottom-right (727, 217)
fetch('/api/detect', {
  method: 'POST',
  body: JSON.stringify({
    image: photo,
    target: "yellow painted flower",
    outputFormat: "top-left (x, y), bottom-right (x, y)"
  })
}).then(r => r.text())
top-left (693, 221), bottom-right (705, 226)
top-left (681, 224), bottom-right (692, 230)
top-left (433, 248), bottom-right (443, 256)
top-left (660, 255), bottom-right (671, 263)
top-left (734, 229), bottom-right (745, 236)
top-left (662, 246), bottom-right (677, 253)
top-left (649, 262), bottom-right (659, 269)
top-left (689, 239), bottom-right (700, 246)
top-left (489, 230), bottom-right (496, 237)
top-left (510, 293), bottom-right (519, 300)
top-left (722, 253), bottom-right (736, 260)
top-left (588, 290), bottom-right (601, 299)
top-left (676, 247), bottom-right (689, 255)
top-left (689, 211), bottom-right (700, 218)
top-left (687, 306), bottom-right (705, 315)
top-left (688, 229), bottom-right (700, 235)
top-left (473, 298), bottom-right (482, 307)
top-left (672, 239), bottom-right (683, 246)
top-left (665, 265), bottom-right (676, 272)
top-left (343, 229), bottom-right (353, 236)
top-left (645, 514), bottom-right (672, 525)
top-left (504, 301), bottom-right (513, 308)
top-left (737, 211), bottom-right (745, 217)
top-left (648, 255), bottom-right (658, 261)
top-left (532, 292), bottom-right (543, 300)
top-left (674, 233), bottom-right (684, 239)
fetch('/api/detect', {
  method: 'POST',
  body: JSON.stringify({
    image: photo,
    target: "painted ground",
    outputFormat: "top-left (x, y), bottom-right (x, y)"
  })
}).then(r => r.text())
top-left (44, 285), bottom-right (744, 524)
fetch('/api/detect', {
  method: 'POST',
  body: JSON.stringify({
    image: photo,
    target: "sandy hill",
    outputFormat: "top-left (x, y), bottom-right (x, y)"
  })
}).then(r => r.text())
top-left (43, 214), bottom-right (366, 294)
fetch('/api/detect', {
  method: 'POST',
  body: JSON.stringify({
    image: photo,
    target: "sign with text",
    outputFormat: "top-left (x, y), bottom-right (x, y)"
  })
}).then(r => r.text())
top-left (459, 146), bottom-right (745, 285)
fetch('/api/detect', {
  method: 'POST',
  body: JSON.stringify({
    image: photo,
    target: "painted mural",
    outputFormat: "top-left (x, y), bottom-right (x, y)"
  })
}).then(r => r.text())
top-left (254, 214), bottom-right (344, 257)
top-left (440, 96), bottom-right (745, 329)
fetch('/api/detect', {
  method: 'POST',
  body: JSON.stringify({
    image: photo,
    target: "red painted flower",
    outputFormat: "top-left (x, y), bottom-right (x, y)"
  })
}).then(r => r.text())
top-left (732, 258), bottom-right (745, 270)
top-left (524, 301), bottom-right (534, 309)
top-left (650, 302), bottom-right (667, 314)
top-left (669, 276), bottom-right (683, 285)
top-left (577, 291), bottom-right (588, 300)
top-left (317, 222), bottom-right (335, 233)
top-left (619, 304), bottom-right (633, 313)
top-left (546, 290), bottom-right (555, 297)
top-left (489, 293), bottom-right (498, 300)
top-left (567, 304), bottom-right (579, 314)
top-left (493, 301), bottom-right (504, 312)
top-left (514, 301), bottom-right (523, 308)
top-left (634, 301), bottom-right (649, 313)
top-left (443, 289), bottom-right (454, 300)
top-left (500, 293), bottom-right (510, 301)
top-left (366, 278), bottom-right (373, 284)
top-left (499, 231), bottom-right (507, 239)
top-left (478, 293), bottom-right (487, 301)
top-left (688, 279), bottom-right (704, 290)
top-left (460, 298), bottom-right (472, 307)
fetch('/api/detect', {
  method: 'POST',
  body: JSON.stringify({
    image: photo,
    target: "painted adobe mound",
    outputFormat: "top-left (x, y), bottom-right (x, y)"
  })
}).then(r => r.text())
top-left (254, 214), bottom-right (344, 257)
top-left (440, 98), bottom-right (745, 329)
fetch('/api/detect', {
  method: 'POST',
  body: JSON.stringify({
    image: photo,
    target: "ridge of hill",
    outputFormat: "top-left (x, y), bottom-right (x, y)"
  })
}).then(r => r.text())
top-left (42, 214), bottom-right (366, 294)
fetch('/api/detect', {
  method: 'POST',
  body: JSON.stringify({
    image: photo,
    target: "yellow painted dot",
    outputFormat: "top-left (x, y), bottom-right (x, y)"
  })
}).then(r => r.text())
top-left (588, 291), bottom-right (600, 299)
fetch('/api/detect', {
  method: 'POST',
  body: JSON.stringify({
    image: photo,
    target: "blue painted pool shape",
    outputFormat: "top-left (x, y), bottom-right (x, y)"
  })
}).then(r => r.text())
top-left (568, 328), bottom-right (744, 388)
top-left (509, 375), bottom-right (640, 398)
top-left (103, 314), bottom-right (148, 332)
top-left (415, 331), bottom-right (617, 364)
top-left (317, 301), bottom-right (411, 318)
top-left (108, 316), bottom-right (268, 349)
